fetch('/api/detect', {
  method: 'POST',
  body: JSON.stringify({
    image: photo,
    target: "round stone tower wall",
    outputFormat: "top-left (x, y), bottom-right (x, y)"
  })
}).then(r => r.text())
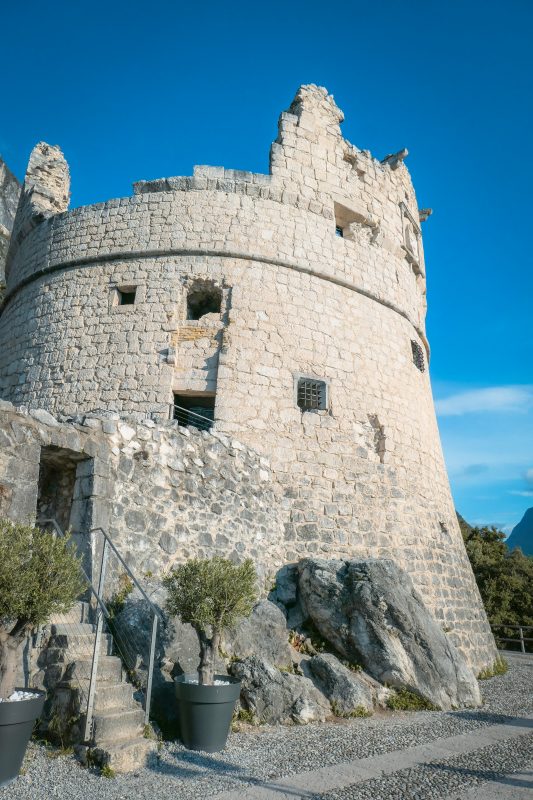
top-left (0, 86), bottom-right (497, 669)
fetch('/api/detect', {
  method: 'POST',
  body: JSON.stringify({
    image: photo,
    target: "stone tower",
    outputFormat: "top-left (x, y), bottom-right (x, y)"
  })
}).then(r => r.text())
top-left (0, 85), bottom-right (496, 669)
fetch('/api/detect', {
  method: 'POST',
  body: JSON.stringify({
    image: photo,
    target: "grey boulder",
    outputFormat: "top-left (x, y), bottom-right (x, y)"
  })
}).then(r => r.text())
top-left (230, 655), bottom-right (331, 725)
top-left (222, 600), bottom-right (293, 667)
top-left (306, 653), bottom-right (376, 715)
top-left (269, 564), bottom-right (307, 628)
top-left (298, 558), bottom-right (481, 710)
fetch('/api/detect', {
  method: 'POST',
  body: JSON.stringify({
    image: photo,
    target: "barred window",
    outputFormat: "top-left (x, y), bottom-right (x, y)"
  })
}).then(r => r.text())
top-left (297, 378), bottom-right (328, 411)
top-left (411, 340), bottom-right (425, 372)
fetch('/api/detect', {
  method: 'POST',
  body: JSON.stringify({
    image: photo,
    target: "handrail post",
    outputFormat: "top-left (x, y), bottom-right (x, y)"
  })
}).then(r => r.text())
top-left (519, 626), bottom-right (525, 654)
top-left (145, 614), bottom-right (158, 725)
top-left (84, 535), bottom-right (109, 742)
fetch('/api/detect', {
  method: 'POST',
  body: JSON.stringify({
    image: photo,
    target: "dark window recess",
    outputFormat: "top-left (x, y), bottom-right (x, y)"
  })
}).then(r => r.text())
top-left (411, 340), bottom-right (425, 372)
top-left (173, 394), bottom-right (215, 430)
top-left (118, 288), bottom-right (136, 305)
top-left (187, 285), bottom-right (222, 320)
top-left (297, 379), bottom-right (328, 411)
top-left (335, 225), bottom-right (344, 238)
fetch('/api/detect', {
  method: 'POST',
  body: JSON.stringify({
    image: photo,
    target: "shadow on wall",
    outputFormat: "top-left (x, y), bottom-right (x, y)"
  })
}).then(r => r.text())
top-left (37, 445), bottom-right (94, 581)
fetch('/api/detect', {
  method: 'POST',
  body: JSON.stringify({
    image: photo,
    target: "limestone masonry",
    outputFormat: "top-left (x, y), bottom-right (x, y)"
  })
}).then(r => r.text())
top-left (0, 156), bottom-right (21, 288)
top-left (0, 85), bottom-right (496, 671)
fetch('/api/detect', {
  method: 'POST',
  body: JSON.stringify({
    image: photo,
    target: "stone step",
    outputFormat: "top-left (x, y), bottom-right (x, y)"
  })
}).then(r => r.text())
top-left (57, 679), bottom-right (139, 715)
top-left (88, 737), bottom-right (156, 773)
top-left (50, 631), bottom-right (114, 656)
top-left (50, 601), bottom-right (92, 625)
top-left (94, 682), bottom-right (136, 712)
top-left (51, 622), bottom-right (96, 636)
top-left (62, 656), bottom-right (124, 685)
top-left (92, 707), bottom-right (145, 742)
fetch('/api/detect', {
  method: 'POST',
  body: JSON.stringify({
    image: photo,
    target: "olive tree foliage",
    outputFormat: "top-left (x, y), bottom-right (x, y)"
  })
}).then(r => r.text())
top-left (164, 557), bottom-right (257, 685)
top-left (0, 519), bottom-right (86, 699)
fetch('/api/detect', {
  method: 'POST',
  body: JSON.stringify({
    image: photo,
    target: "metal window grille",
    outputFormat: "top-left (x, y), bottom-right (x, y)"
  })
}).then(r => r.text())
top-left (411, 340), bottom-right (425, 372)
top-left (297, 379), bottom-right (327, 411)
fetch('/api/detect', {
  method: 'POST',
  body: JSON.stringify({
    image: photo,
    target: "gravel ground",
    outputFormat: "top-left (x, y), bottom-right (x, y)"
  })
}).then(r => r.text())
top-left (2, 654), bottom-right (532, 800)
top-left (315, 734), bottom-right (533, 799)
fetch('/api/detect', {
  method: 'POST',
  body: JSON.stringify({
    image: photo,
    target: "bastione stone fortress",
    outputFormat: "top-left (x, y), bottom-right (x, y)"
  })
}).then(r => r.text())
top-left (0, 85), bottom-right (496, 671)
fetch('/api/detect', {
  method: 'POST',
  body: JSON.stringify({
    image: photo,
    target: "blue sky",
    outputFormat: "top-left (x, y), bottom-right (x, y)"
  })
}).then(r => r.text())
top-left (1, 1), bottom-right (532, 532)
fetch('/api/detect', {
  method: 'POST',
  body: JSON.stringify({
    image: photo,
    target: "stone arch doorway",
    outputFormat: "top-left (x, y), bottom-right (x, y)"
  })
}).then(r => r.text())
top-left (37, 445), bottom-right (94, 579)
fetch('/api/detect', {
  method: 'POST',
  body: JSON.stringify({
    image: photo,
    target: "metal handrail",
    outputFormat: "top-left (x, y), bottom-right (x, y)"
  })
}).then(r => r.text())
top-left (90, 528), bottom-right (163, 621)
top-left (42, 519), bottom-right (160, 734)
top-left (89, 527), bottom-right (160, 729)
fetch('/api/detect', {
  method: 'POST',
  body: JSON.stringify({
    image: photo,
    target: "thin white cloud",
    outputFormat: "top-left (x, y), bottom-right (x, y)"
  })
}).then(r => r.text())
top-left (435, 386), bottom-right (533, 417)
top-left (508, 490), bottom-right (533, 497)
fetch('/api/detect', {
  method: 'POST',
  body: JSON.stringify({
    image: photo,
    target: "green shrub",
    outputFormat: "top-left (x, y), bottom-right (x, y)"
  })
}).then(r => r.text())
top-left (164, 557), bottom-right (257, 685)
top-left (231, 706), bottom-right (259, 731)
top-left (386, 688), bottom-right (437, 711)
top-left (107, 573), bottom-right (134, 618)
top-left (331, 701), bottom-right (372, 718)
top-left (478, 657), bottom-right (509, 680)
top-left (100, 765), bottom-right (116, 778)
top-left (0, 519), bottom-right (85, 699)
top-left (459, 518), bottom-right (533, 648)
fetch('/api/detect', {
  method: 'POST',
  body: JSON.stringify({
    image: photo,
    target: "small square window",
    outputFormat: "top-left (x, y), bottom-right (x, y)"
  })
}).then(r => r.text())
top-left (118, 288), bottom-right (136, 305)
top-left (173, 393), bottom-right (215, 430)
top-left (297, 378), bottom-right (328, 411)
top-left (411, 340), bottom-right (425, 372)
top-left (335, 225), bottom-right (344, 238)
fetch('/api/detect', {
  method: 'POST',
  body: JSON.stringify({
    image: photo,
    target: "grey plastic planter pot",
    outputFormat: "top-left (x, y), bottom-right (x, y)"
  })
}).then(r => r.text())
top-left (175, 674), bottom-right (241, 752)
top-left (0, 689), bottom-right (46, 788)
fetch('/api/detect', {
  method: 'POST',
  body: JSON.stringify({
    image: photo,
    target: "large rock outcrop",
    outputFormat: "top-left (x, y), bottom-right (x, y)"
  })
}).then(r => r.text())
top-left (114, 556), bottom-right (481, 730)
top-left (221, 599), bottom-right (293, 668)
top-left (306, 653), bottom-right (377, 715)
top-left (230, 656), bottom-right (331, 724)
top-left (297, 558), bottom-right (481, 710)
top-left (115, 592), bottom-right (294, 728)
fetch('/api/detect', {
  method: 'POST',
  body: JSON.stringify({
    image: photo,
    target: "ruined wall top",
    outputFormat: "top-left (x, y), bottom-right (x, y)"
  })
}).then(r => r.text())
top-left (0, 158), bottom-right (21, 289)
top-left (5, 143), bottom-right (70, 284)
top-left (287, 83), bottom-right (345, 127)
top-left (0, 158), bottom-right (21, 230)
top-left (3, 85), bottom-right (429, 330)
top-left (24, 142), bottom-right (70, 216)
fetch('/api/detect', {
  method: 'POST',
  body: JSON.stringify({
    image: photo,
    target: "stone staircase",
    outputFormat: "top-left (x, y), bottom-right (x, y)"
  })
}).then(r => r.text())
top-left (43, 600), bottom-right (156, 772)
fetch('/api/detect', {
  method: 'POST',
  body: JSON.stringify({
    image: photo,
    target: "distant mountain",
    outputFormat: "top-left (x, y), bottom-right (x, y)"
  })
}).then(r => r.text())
top-left (507, 507), bottom-right (533, 556)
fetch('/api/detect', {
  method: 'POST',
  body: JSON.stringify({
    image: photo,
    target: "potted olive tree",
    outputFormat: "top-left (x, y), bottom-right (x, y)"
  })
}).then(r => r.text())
top-left (0, 519), bottom-right (85, 787)
top-left (164, 556), bottom-right (257, 752)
